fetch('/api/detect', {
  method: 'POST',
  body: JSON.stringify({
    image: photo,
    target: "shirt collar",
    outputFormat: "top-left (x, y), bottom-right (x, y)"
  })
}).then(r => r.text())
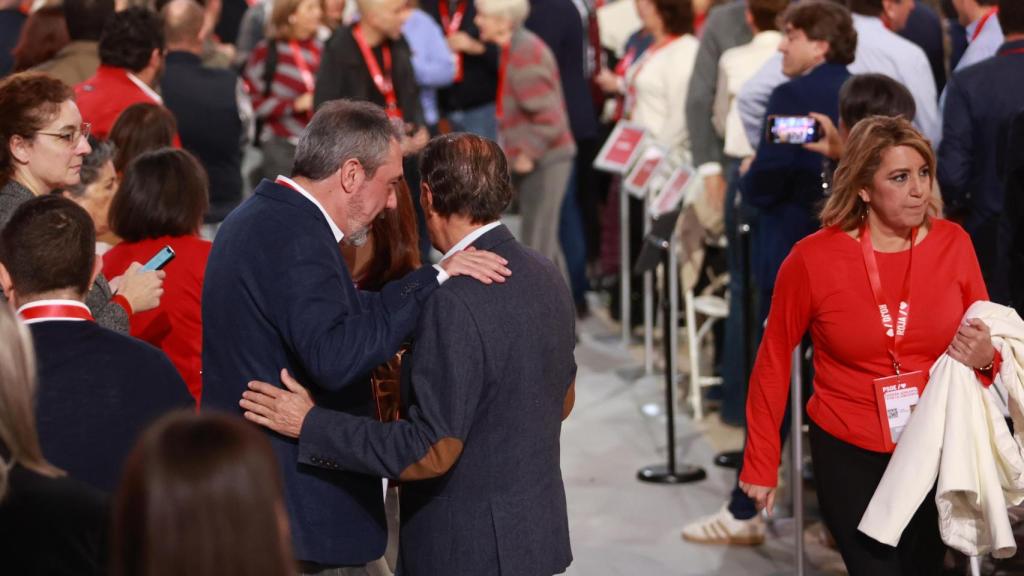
top-left (751, 30), bottom-right (782, 46)
top-left (441, 221), bottom-right (503, 261)
top-left (17, 299), bottom-right (91, 325)
top-left (852, 13), bottom-right (886, 32)
top-left (277, 175), bottom-right (345, 243)
top-left (126, 71), bottom-right (163, 104)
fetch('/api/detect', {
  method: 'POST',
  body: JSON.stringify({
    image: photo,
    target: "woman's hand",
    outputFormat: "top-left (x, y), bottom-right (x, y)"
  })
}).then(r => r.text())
top-left (739, 481), bottom-right (777, 516)
top-left (294, 92), bottom-right (314, 114)
top-left (947, 318), bottom-right (996, 370)
top-left (595, 68), bottom-right (621, 94)
top-left (111, 262), bottom-right (165, 314)
top-left (512, 155), bottom-right (534, 174)
top-left (447, 31), bottom-right (485, 55)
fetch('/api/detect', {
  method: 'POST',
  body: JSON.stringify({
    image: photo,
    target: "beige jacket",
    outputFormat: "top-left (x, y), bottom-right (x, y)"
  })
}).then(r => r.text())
top-left (32, 41), bottom-right (99, 87)
top-left (859, 301), bottom-right (1024, 559)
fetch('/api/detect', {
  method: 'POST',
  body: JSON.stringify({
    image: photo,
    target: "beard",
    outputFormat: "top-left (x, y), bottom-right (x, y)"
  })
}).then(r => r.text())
top-left (344, 225), bottom-right (371, 247)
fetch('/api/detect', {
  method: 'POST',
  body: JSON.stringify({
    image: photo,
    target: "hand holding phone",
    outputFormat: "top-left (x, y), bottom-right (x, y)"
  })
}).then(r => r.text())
top-left (767, 115), bottom-right (823, 145)
top-left (141, 246), bottom-right (176, 272)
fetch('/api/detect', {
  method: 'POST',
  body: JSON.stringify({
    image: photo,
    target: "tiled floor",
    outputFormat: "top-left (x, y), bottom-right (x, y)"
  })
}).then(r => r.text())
top-left (562, 312), bottom-right (828, 576)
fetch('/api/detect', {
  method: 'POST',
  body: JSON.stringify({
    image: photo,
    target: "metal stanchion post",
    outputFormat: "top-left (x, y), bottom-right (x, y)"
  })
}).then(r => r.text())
top-left (791, 345), bottom-right (805, 576)
top-left (643, 196), bottom-right (654, 376)
top-left (620, 186), bottom-right (631, 347)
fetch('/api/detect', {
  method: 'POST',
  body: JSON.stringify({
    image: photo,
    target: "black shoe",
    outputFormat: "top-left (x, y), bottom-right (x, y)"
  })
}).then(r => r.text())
top-left (714, 450), bottom-right (743, 469)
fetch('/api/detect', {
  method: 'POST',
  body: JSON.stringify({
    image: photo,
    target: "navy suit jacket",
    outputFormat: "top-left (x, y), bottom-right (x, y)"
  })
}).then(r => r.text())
top-left (201, 179), bottom-right (441, 565)
top-left (938, 40), bottom-right (1024, 303)
top-left (741, 62), bottom-right (849, 293)
top-left (297, 225), bottom-right (576, 576)
top-left (525, 0), bottom-right (598, 141)
top-left (31, 320), bottom-right (191, 493)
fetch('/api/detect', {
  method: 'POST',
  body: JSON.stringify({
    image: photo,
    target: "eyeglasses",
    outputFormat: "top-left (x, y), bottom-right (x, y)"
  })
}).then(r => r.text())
top-left (36, 123), bottom-right (91, 147)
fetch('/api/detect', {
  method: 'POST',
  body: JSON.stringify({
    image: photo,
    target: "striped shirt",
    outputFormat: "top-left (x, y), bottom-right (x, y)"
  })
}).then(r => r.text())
top-left (244, 37), bottom-right (323, 143)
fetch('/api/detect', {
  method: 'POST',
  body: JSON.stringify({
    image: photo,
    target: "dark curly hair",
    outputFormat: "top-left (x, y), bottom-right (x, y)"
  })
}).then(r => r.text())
top-left (653, 0), bottom-right (695, 36)
top-left (0, 72), bottom-right (75, 181)
top-left (782, 0), bottom-right (857, 66)
top-left (98, 7), bottom-right (165, 72)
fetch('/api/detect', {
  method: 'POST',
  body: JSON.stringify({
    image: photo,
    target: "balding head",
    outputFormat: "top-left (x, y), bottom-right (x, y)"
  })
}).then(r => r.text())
top-left (163, 0), bottom-right (205, 50)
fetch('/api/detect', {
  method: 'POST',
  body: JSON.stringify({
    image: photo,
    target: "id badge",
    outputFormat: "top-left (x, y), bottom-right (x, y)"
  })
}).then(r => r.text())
top-left (873, 370), bottom-right (926, 451)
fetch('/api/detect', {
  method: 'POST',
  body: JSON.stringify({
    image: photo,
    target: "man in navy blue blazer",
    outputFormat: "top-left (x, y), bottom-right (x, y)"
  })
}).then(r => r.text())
top-left (201, 100), bottom-right (510, 573)
top-left (938, 0), bottom-right (1024, 304)
top-left (0, 196), bottom-right (191, 493)
top-left (241, 133), bottom-right (577, 576)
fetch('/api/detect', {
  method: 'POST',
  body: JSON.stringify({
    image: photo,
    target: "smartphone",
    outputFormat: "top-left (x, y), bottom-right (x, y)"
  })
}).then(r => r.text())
top-left (141, 245), bottom-right (176, 272)
top-left (766, 115), bottom-right (823, 144)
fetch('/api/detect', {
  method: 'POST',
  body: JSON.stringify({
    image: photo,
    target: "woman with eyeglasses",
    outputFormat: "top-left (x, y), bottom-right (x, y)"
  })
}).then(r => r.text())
top-left (0, 71), bottom-right (163, 333)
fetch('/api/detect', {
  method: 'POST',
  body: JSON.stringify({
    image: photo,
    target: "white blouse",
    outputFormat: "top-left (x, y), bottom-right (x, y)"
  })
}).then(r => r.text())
top-left (625, 34), bottom-right (700, 162)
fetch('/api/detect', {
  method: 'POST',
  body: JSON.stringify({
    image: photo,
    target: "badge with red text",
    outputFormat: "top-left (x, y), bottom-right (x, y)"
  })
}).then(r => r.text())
top-left (623, 145), bottom-right (666, 199)
top-left (593, 121), bottom-right (647, 174)
top-left (873, 369), bottom-right (926, 451)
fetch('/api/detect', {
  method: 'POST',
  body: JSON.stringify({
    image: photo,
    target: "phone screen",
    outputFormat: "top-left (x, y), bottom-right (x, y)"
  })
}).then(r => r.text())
top-left (767, 116), bottom-right (822, 144)
top-left (141, 246), bottom-right (176, 272)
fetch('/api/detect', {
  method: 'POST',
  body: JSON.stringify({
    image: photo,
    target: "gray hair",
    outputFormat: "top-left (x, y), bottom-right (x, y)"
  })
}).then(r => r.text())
top-left (64, 138), bottom-right (117, 198)
top-left (475, 0), bottom-right (531, 27)
top-left (292, 100), bottom-right (401, 182)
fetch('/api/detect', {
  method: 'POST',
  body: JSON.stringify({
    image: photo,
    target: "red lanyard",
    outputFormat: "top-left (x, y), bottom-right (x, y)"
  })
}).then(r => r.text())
top-left (496, 44), bottom-right (510, 120)
top-left (19, 303), bottom-right (94, 323)
top-left (288, 39), bottom-right (317, 93)
top-left (352, 24), bottom-right (403, 120)
top-left (439, 0), bottom-right (468, 82)
top-left (860, 224), bottom-right (918, 376)
top-left (623, 35), bottom-right (678, 120)
top-left (972, 7), bottom-right (999, 42)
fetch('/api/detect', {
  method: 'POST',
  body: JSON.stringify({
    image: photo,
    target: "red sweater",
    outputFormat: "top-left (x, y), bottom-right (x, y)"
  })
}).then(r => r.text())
top-left (740, 220), bottom-right (990, 487)
top-left (103, 235), bottom-right (211, 406)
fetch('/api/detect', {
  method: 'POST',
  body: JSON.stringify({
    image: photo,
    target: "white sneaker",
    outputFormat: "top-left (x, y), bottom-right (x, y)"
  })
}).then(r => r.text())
top-left (681, 505), bottom-right (765, 546)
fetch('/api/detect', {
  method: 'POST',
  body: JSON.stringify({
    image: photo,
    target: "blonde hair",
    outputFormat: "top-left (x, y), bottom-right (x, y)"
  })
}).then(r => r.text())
top-left (266, 0), bottom-right (320, 40)
top-left (820, 115), bottom-right (940, 231)
top-left (475, 0), bottom-right (531, 27)
top-left (0, 305), bottom-right (62, 500)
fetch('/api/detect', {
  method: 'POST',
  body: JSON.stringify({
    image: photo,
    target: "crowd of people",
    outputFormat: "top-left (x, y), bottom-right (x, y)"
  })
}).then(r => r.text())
top-left (0, 0), bottom-right (1023, 574)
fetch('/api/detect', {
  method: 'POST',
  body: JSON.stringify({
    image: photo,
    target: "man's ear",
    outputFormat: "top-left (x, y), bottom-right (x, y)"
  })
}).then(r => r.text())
top-left (148, 48), bottom-right (162, 71)
top-left (338, 159), bottom-right (364, 194)
top-left (0, 262), bottom-right (14, 303)
top-left (420, 182), bottom-right (434, 214)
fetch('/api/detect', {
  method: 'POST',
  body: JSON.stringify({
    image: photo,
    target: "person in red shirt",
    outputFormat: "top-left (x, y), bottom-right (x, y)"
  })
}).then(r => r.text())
top-left (740, 116), bottom-right (999, 574)
top-left (103, 148), bottom-right (211, 406)
top-left (74, 7), bottom-right (172, 141)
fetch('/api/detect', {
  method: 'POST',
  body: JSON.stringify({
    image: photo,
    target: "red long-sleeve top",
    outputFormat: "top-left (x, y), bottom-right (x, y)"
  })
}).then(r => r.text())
top-left (740, 220), bottom-right (993, 487)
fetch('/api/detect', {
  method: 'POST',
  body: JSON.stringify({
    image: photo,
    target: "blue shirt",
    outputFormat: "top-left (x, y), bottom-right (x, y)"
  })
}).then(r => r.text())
top-left (402, 9), bottom-right (456, 126)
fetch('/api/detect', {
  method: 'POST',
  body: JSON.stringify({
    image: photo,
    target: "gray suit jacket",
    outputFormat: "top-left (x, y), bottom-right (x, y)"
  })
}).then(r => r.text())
top-left (298, 225), bottom-right (577, 575)
top-left (0, 179), bottom-right (128, 333)
top-left (685, 0), bottom-right (752, 168)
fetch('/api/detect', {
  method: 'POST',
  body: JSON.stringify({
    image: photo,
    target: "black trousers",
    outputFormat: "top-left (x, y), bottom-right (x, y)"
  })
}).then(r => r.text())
top-left (809, 421), bottom-right (945, 576)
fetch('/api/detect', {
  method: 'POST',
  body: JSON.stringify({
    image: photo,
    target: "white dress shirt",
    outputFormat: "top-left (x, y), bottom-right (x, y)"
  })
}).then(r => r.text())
top-left (277, 175), bottom-right (345, 243)
top-left (434, 221), bottom-right (503, 284)
top-left (714, 30), bottom-right (781, 159)
top-left (626, 34), bottom-right (700, 161)
top-left (737, 15), bottom-right (942, 150)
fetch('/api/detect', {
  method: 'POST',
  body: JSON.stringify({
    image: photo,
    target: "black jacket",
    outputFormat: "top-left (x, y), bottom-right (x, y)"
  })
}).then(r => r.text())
top-left (161, 51), bottom-right (245, 223)
top-left (314, 26), bottom-right (426, 127)
top-left (419, 0), bottom-right (499, 112)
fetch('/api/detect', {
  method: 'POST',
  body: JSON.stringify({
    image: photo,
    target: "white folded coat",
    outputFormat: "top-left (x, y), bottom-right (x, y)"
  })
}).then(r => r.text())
top-left (859, 301), bottom-right (1024, 558)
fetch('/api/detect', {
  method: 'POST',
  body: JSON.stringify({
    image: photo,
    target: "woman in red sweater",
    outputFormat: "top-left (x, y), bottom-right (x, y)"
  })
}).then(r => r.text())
top-left (103, 148), bottom-right (211, 406)
top-left (739, 117), bottom-right (998, 574)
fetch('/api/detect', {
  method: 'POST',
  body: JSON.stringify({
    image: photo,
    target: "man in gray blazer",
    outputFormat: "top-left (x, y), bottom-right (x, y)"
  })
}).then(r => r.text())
top-left (241, 132), bottom-right (577, 576)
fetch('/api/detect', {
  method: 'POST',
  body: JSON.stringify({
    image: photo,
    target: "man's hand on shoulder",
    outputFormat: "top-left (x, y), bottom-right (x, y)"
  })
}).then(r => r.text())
top-left (241, 369), bottom-right (314, 438)
top-left (439, 247), bottom-right (511, 285)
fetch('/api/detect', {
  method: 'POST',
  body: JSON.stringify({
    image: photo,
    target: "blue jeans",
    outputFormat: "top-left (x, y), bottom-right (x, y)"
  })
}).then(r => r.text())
top-left (560, 166), bottom-right (590, 304)
top-left (446, 102), bottom-right (497, 141)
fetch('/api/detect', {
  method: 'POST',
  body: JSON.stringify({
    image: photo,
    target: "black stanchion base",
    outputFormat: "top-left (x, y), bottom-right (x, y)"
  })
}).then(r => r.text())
top-left (713, 450), bottom-right (743, 469)
top-left (636, 464), bottom-right (707, 484)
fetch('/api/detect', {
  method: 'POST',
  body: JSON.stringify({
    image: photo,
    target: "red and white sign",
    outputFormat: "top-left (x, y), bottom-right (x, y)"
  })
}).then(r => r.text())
top-left (650, 164), bottom-right (695, 217)
top-left (593, 122), bottom-right (647, 174)
top-left (623, 145), bottom-right (666, 199)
